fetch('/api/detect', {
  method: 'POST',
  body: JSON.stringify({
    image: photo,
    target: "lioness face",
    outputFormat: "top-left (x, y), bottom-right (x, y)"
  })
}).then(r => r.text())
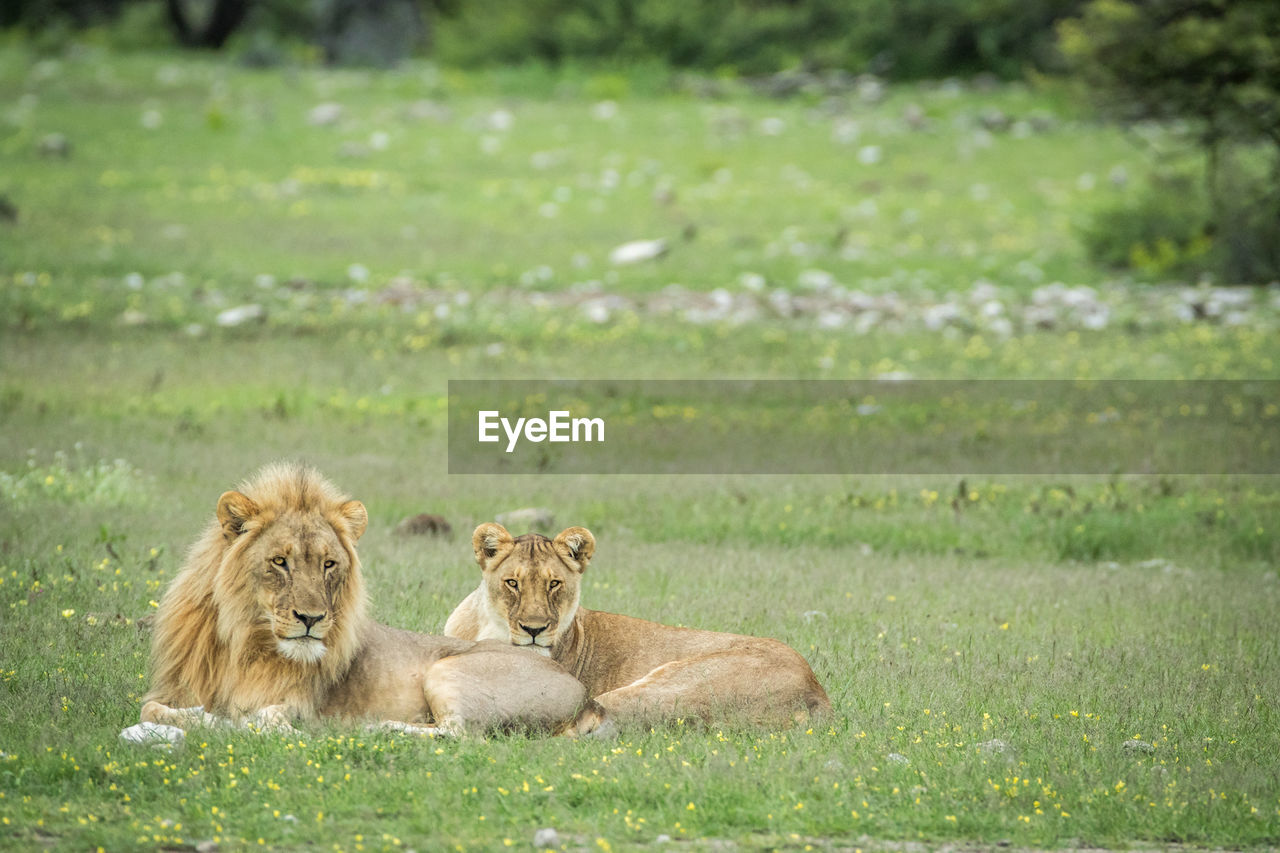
top-left (217, 490), bottom-right (368, 665)
top-left (472, 523), bottom-right (594, 655)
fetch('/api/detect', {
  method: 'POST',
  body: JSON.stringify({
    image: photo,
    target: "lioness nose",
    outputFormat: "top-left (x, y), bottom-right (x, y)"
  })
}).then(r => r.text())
top-left (521, 624), bottom-right (547, 639)
top-left (295, 610), bottom-right (326, 630)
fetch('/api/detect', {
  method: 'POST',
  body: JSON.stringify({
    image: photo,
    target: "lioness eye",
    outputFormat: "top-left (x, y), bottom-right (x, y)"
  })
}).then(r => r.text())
top-left (505, 578), bottom-right (518, 590)
top-left (323, 559), bottom-right (336, 570)
top-left (271, 556), bottom-right (287, 568)
top-left (548, 579), bottom-right (561, 591)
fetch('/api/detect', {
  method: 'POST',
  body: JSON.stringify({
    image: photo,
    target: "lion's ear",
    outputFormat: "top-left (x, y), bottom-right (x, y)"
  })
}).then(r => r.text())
top-left (217, 490), bottom-right (259, 540)
top-left (338, 500), bottom-right (368, 541)
top-left (472, 522), bottom-right (514, 569)
top-left (553, 527), bottom-right (595, 572)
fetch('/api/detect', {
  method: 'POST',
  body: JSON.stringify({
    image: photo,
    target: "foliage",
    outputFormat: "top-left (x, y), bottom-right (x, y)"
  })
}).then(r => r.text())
top-left (0, 0), bottom-right (136, 30)
top-left (434, 0), bottom-right (1084, 79)
top-left (1057, 0), bottom-right (1280, 146)
top-left (1080, 171), bottom-right (1213, 277)
top-left (1060, 0), bottom-right (1280, 283)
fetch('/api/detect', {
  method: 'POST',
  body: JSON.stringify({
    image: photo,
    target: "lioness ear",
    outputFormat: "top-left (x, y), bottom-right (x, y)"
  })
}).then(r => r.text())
top-left (217, 490), bottom-right (259, 540)
top-left (553, 526), bottom-right (594, 572)
top-left (338, 500), bottom-right (368, 541)
top-left (472, 522), bottom-right (514, 569)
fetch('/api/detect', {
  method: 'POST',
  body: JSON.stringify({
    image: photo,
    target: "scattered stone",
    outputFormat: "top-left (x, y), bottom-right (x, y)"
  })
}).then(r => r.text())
top-left (215, 304), bottom-right (266, 328)
top-left (856, 74), bottom-right (887, 103)
top-left (802, 610), bottom-right (828, 623)
top-left (195, 841), bottom-right (219, 853)
top-left (609, 238), bottom-right (668, 266)
top-left (408, 100), bottom-right (451, 123)
top-left (495, 507), bottom-right (555, 532)
top-left (532, 827), bottom-right (560, 848)
top-left (654, 835), bottom-right (672, 845)
top-left (887, 752), bottom-right (910, 764)
top-left (308, 103), bottom-right (344, 126)
top-left (977, 107), bottom-right (1011, 133)
top-left (119, 722), bottom-right (185, 748)
top-left (977, 738), bottom-right (1013, 757)
top-left (37, 132), bottom-right (70, 158)
top-left (338, 141), bottom-right (371, 159)
top-left (903, 103), bottom-right (929, 131)
top-left (1123, 739), bottom-right (1156, 754)
top-left (394, 513), bottom-right (452, 537)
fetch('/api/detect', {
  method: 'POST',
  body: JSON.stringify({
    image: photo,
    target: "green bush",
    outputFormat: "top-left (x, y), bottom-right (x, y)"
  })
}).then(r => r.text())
top-left (1060, 0), bottom-right (1280, 283)
top-left (1081, 172), bottom-right (1213, 279)
top-left (433, 0), bottom-right (1083, 79)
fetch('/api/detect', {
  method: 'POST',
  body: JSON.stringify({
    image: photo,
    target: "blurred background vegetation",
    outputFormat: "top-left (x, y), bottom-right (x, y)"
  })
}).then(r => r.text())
top-left (2, 0), bottom-right (1279, 285)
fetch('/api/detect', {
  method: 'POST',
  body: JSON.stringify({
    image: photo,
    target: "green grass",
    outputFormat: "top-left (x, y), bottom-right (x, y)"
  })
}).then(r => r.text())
top-left (1, 44), bottom-right (1279, 851)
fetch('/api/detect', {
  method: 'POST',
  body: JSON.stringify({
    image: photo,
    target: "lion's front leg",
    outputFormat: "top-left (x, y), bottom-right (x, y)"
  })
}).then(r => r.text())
top-left (140, 700), bottom-right (229, 730)
top-left (244, 704), bottom-right (299, 734)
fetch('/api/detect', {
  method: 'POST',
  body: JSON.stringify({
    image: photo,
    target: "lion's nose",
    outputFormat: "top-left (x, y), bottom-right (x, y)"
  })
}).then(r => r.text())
top-left (295, 610), bottom-right (326, 631)
top-left (521, 623), bottom-right (547, 639)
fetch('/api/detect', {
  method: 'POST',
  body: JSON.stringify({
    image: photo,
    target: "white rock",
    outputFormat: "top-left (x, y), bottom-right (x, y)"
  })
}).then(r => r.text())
top-left (308, 103), bottom-right (343, 126)
top-left (887, 753), bottom-right (909, 764)
top-left (977, 738), bottom-right (1012, 756)
top-left (609, 239), bottom-right (668, 266)
top-left (533, 827), bottom-right (560, 848)
top-left (215, 304), bottom-right (265, 327)
top-left (487, 109), bottom-right (514, 132)
top-left (797, 269), bottom-right (836, 291)
top-left (495, 507), bottom-right (555, 532)
top-left (119, 722), bottom-right (185, 748)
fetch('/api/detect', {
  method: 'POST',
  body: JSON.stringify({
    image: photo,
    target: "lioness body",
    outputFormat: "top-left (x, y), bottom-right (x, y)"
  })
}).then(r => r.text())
top-left (142, 464), bottom-right (598, 735)
top-left (445, 525), bottom-right (831, 727)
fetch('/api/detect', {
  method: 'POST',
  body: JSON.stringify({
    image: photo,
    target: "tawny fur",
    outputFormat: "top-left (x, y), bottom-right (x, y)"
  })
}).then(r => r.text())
top-left (142, 464), bottom-right (598, 735)
top-left (444, 523), bottom-right (832, 728)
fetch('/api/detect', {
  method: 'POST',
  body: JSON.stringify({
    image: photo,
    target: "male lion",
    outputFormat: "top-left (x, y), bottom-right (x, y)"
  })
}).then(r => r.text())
top-left (141, 464), bottom-right (602, 736)
top-left (444, 523), bottom-right (831, 727)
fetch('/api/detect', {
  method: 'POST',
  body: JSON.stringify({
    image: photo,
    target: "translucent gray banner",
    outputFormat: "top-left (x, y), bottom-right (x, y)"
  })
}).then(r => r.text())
top-left (447, 380), bottom-right (1279, 474)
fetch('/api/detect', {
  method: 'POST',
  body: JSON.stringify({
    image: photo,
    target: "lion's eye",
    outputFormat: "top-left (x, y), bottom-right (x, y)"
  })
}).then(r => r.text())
top-left (271, 556), bottom-right (287, 568)
top-left (548, 579), bottom-right (561, 591)
top-left (323, 559), bottom-right (336, 570)
top-left (505, 578), bottom-right (518, 590)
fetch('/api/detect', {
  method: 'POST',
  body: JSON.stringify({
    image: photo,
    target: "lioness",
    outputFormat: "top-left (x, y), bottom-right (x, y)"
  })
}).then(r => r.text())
top-left (445, 523), bottom-right (831, 727)
top-left (141, 464), bottom-right (603, 736)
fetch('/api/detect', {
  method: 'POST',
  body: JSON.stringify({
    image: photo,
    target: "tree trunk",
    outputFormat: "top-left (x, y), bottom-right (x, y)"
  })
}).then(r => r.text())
top-left (167, 0), bottom-right (252, 49)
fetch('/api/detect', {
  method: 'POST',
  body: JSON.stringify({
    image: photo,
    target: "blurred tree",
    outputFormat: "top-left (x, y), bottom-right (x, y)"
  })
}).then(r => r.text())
top-left (1, 0), bottom-right (133, 29)
top-left (1060, 0), bottom-right (1280, 282)
top-left (166, 0), bottom-right (250, 48)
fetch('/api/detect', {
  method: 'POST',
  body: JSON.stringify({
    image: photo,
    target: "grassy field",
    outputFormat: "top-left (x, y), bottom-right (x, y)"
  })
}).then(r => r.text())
top-left (2, 43), bottom-right (1279, 851)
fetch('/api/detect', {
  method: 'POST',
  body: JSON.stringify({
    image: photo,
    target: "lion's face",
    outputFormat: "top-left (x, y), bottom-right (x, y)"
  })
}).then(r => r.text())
top-left (216, 488), bottom-right (368, 666)
top-left (471, 523), bottom-right (594, 655)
